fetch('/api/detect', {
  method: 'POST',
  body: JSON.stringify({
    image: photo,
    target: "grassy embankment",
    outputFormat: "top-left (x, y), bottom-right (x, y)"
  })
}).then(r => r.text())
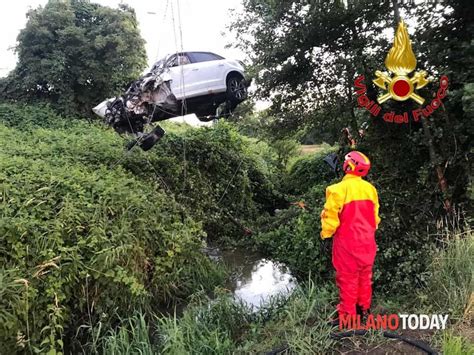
top-left (0, 103), bottom-right (280, 353)
top-left (0, 103), bottom-right (471, 353)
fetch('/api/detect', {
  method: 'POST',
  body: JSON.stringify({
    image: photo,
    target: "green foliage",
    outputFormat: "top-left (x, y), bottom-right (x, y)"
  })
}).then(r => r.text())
top-left (253, 184), bottom-right (333, 279)
top-left (231, 0), bottom-right (473, 295)
top-left (0, 269), bottom-right (29, 351)
top-left (358, 121), bottom-right (469, 293)
top-left (0, 103), bottom-right (285, 352)
top-left (0, 102), bottom-right (71, 130)
top-left (251, 147), bottom-right (337, 280)
top-left (158, 290), bottom-right (253, 354)
top-left (0, 0), bottom-right (147, 117)
top-left (0, 108), bottom-right (228, 352)
top-left (0, 104), bottom-right (283, 242)
top-left (94, 313), bottom-right (157, 355)
top-left (269, 138), bottom-right (300, 169)
top-left (230, 0), bottom-right (393, 139)
top-left (127, 121), bottom-right (285, 242)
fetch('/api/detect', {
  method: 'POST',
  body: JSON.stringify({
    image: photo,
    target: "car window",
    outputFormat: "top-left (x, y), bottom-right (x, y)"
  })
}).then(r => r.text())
top-left (188, 52), bottom-right (224, 63)
top-left (166, 54), bottom-right (191, 67)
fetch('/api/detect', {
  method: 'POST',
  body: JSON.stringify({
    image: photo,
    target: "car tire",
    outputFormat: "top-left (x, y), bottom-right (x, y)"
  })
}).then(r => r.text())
top-left (226, 75), bottom-right (247, 103)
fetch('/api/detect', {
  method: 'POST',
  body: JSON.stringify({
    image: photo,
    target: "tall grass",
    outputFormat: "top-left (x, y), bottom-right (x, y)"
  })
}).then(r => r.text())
top-left (157, 288), bottom-right (253, 354)
top-left (89, 312), bottom-right (157, 355)
top-left (441, 332), bottom-right (474, 355)
top-left (259, 281), bottom-right (336, 354)
top-left (162, 280), bottom-right (337, 354)
top-left (87, 281), bottom-right (336, 354)
top-left (423, 230), bottom-right (473, 320)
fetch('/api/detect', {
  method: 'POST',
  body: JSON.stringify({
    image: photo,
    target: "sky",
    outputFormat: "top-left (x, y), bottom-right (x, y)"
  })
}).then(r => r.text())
top-left (0, 0), bottom-right (245, 78)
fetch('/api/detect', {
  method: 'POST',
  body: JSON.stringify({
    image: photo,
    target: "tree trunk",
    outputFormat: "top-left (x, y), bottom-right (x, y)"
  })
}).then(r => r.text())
top-left (421, 118), bottom-right (452, 212)
top-left (392, 0), bottom-right (401, 31)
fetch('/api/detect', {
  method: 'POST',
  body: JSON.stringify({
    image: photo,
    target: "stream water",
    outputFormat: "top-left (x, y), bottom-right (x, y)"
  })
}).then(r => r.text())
top-left (208, 247), bottom-right (297, 309)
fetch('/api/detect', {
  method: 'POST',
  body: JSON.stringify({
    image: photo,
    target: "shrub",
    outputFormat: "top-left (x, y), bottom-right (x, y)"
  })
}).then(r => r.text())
top-left (125, 121), bottom-right (285, 242)
top-left (285, 150), bottom-right (338, 195)
top-left (0, 102), bottom-right (71, 130)
top-left (0, 103), bottom-right (283, 352)
top-left (0, 119), bottom-right (225, 352)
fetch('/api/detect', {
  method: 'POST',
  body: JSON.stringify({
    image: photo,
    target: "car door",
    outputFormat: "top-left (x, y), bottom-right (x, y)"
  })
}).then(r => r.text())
top-left (187, 52), bottom-right (227, 94)
top-left (167, 53), bottom-right (204, 100)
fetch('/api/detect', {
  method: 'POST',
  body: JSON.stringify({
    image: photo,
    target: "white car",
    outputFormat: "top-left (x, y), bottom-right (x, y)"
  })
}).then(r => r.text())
top-left (92, 51), bottom-right (249, 150)
top-left (151, 51), bottom-right (249, 117)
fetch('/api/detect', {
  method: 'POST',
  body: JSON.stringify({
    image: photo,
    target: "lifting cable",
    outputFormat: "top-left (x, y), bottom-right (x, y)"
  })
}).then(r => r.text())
top-left (151, 0), bottom-right (170, 63)
top-left (216, 159), bottom-right (244, 205)
top-left (166, 0), bottom-right (247, 231)
top-left (109, 0), bottom-right (182, 192)
top-left (170, 0), bottom-right (188, 192)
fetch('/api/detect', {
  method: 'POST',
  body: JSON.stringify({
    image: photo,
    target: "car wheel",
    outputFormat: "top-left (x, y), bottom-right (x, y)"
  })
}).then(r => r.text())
top-left (226, 75), bottom-right (247, 102)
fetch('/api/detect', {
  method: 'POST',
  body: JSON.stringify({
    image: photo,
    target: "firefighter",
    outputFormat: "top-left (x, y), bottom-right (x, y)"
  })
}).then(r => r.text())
top-left (320, 151), bottom-right (381, 321)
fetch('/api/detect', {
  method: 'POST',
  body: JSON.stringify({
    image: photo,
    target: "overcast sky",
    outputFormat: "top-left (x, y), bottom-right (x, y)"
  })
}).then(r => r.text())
top-left (0, 0), bottom-right (245, 78)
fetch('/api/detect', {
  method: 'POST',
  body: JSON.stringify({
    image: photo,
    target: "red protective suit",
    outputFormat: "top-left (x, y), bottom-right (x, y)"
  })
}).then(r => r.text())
top-left (320, 174), bottom-right (380, 316)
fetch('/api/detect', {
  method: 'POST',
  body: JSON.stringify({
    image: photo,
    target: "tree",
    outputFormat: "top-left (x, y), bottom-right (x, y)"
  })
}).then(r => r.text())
top-left (0, 0), bottom-right (147, 117)
top-left (229, 0), bottom-right (394, 140)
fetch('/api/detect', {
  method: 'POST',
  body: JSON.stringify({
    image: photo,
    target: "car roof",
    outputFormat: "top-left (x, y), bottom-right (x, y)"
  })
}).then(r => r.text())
top-left (163, 51), bottom-right (224, 58)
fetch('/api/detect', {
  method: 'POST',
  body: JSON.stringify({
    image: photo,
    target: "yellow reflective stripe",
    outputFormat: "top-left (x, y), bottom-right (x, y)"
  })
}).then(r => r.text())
top-left (374, 189), bottom-right (381, 227)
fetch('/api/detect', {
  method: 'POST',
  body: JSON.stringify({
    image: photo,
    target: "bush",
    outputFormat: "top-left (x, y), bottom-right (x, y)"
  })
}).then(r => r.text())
top-left (125, 121), bottom-right (285, 242)
top-left (0, 113), bottom-right (228, 352)
top-left (0, 103), bottom-right (284, 352)
top-left (0, 102), bottom-right (72, 130)
top-left (285, 149), bottom-right (338, 195)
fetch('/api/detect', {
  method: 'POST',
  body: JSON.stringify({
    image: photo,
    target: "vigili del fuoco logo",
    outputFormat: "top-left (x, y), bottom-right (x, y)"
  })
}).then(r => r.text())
top-left (354, 20), bottom-right (449, 124)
